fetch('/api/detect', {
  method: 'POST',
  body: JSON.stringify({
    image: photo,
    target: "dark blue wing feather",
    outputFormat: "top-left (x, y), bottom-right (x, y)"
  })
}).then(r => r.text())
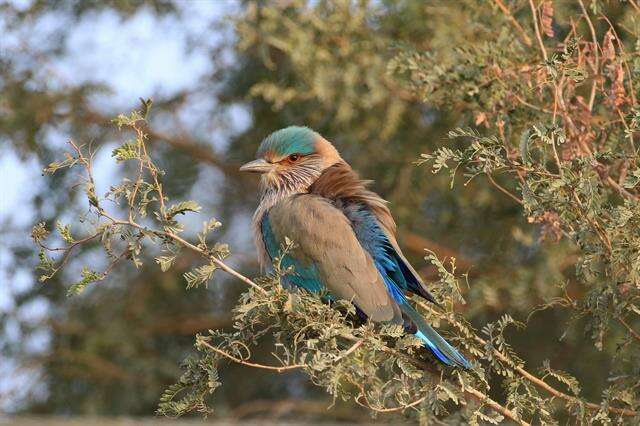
top-left (340, 203), bottom-right (438, 303)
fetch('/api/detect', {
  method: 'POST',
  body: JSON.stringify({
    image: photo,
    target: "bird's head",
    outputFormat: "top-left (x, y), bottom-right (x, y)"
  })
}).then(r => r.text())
top-left (240, 126), bottom-right (342, 195)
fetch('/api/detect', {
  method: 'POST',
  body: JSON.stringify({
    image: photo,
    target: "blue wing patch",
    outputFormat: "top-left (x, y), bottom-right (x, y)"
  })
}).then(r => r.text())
top-left (341, 204), bottom-right (417, 303)
top-left (260, 213), bottom-right (324, 293)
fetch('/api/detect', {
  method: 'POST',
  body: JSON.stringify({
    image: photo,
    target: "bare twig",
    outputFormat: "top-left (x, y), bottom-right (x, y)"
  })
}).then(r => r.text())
top-left (36, 232), bottom-right (101, 280)
top-left (493, 0), bottom-right (532, 47)
top-left (618, 317), bottom-right (640, 344)
top-left (578, 0), bottom-right (599, 112)
top-left (486, 173), bottom-right (524, 205)
top-left (82, 108), bottom-right (247, 179)
top-left (99, 209), bottom-right (268, 295)
top-left (198, 339), bottom-right (304, 373)
top-left (528, 0), bottom-right (548, 61)
top-left (465, 386), bottom-right (531, 426)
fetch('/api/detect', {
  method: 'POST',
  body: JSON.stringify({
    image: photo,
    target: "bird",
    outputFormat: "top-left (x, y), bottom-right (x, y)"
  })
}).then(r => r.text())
top-left (239, 126), bottom-right (471, 369)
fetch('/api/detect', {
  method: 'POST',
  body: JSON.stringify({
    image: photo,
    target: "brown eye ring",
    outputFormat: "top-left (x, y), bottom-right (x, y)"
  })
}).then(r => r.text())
top-left (288, 153), bottom-right (300, 162)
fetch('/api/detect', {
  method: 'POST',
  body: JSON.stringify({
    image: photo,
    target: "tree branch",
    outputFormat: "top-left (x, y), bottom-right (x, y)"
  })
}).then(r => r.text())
top-left (198, 339), bottom-right (304, 373)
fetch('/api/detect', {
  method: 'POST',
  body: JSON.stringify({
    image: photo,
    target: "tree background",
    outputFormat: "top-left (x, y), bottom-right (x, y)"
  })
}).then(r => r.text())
top-left (2, 0), bottom-right (639, 423)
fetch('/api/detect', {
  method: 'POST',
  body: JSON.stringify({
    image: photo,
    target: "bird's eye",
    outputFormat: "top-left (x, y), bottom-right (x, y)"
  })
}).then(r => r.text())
top-left (288, 154), bottom-right (300, 162)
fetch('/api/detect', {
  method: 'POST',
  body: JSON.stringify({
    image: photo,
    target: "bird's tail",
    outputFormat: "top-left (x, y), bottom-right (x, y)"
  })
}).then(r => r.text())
top-left (400, 301), bottom-right (471, 369)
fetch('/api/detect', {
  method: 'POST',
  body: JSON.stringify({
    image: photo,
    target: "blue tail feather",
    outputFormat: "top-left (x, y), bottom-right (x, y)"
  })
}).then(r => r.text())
top-left (402, 301), bottom-right (471, 370)
top-left (414, 330), bottom-right (453, 366)
top-left (414, 329), bottom-right (471, 369)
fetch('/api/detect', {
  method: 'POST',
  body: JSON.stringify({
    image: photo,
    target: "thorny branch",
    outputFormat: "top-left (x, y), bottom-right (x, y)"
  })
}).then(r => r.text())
top-left (72, 127), bottom-right (266, 295)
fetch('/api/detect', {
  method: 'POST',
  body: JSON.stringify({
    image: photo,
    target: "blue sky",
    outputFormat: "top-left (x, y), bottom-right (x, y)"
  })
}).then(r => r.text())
top-left (0, 0), bottom-right (242, 411)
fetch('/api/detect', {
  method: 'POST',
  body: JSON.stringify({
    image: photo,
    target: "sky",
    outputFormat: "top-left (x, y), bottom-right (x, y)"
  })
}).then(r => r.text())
top-left (0, 0), bottom-right (242, 411)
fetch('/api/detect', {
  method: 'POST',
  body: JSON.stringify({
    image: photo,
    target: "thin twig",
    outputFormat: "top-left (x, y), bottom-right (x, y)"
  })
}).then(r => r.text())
top-left (140, 127), bottom-right (167, 214)
top-left (99, 209), bottom-right (269, 295)
top-left (36, 232), bottom-right (101, 280)
top-left (198, 340), bottom-right (304, 373)
top-left (128, 125), bottom-right (146, 222)
top-left (514, 94), bottom-right (553, 114)
top-left (578, 0), bottom-right (599, 112)
top-left (599, 13), bottom-right (637, 106)
top-left (486, 173), bottom-right (524, 205)
top-left (493, 0), bottom-right (532, 46)
top-left (355, 390), bottom-right (427, 414)
top-left (616, 108), bottom-right (637, 154)
top-left (465, 386), bottom-right (531, 426)
top-left (606, 174), bottom-right (639, 201)
top-left (550, 123), bottom-right (564, 177)
top-left (335, 339), bottom-right (364, 360)
top-left (618, 317), bottom-right (640, 344)
top-left (528, 0), bottom-right (548, 61)
top-left (164, 228), bottom-right (268, 294)
top-left (372, 340), bottom-right (529, 423)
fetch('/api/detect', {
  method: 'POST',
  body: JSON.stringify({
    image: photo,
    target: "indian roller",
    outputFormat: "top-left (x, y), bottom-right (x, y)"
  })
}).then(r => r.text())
top-left (239, 126), bottom-right (471, 369)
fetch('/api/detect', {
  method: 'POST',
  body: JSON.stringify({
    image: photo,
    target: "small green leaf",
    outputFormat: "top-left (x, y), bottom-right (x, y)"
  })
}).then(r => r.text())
top-left (67, 267), bottom-right (103, 296)
top-left (56, 221), bottom-right (75, 244)
top-left (165, 201), bottom-right (202, 220)
top-left (183, 263), bottom-right (217, 289)
top-left (111, 141), bottom-right (138, 162)
top-left (86, 181), bottom-right (99, 208)
top-left (155, 255), bottom-right (177, 272)
top-left (31, 222), bottom-right (50, 243)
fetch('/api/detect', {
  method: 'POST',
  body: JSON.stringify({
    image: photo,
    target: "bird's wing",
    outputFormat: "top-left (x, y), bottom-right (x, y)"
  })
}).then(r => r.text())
top-left (260, 211), bottom-right (325, 293)
top-left (264, 194), bottom-right (402, 323)
top-left (339, 203), bottom-right (421, 301)
top-left (309, 162), bottom-right (437, 304)
top-left (379, 223), bottom-right (439, 305)
top-left (342, 203), bottom-right (470, 368)
top-left (306, 162), bottom-right (469, 368)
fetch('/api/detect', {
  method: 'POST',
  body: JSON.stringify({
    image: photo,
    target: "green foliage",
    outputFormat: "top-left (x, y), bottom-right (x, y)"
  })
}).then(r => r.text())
top-left (33, 101), bottom-right (229, 297)
top-left (156, 268), bottom-right (491, 422)
top-left (164, 201), bottom-right (202, 220)
top-left (155, 254), bottom-right (176, 272)
top-left (111, 141), bottom-right (139, 163)
top-left (540, 360), bottom-right (581, 397)
top-left (399, 0), bottom-right (640, 421)
top-left (67, 267), bottom-right (103, 296)
top-left (183, 263), bottom-right (218, 290)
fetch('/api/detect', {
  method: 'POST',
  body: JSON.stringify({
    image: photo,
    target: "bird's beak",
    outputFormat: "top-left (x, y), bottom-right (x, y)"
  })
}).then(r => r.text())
top-left (239, 158), bottom-right (274, 174)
